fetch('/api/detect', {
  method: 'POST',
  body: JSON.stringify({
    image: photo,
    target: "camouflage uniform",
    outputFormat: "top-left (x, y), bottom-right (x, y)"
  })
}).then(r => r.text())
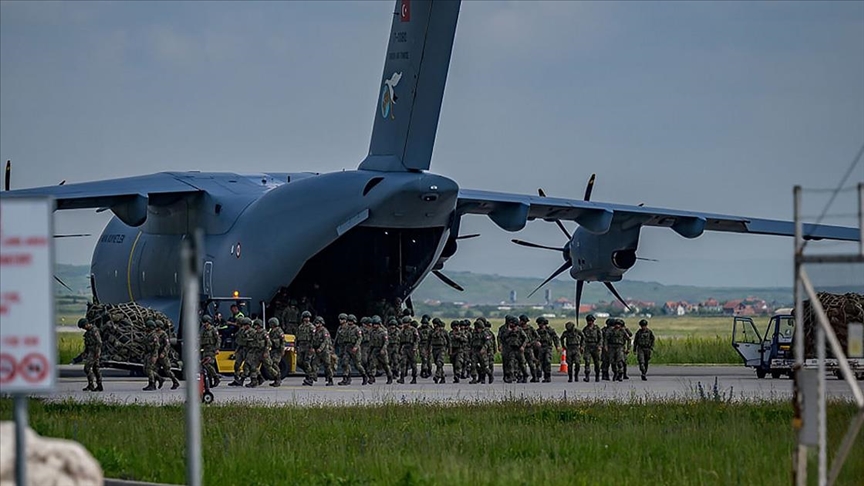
top-left (482, 319), bottom-right (497, 383)
top-left (469, 320), bottom-right (493, 384)
top-left (605, 321), bottom-right (628, 382)
top-left (498, 320), bottom-right (511, 381)
top-left (368, 316), bottom-right (393, 384)
top-left (582, 316), bottom-right (603, 382)
top-left (309, 319), bottom-right (335, 386)
top-left (560, 321), bottom-right (584, 383)
top-left (141, 320), bottom-right (162, 391)
top-left (505, 318), bottom-right (530, 383)
top-left (601, 319), bottom-right (615, 381)
top-left (633, 320), bottom-right (655, 380)
top-left (448, 321), bottom-right (465, 383)
top-left (80, 318), bottom-right (103, 392)
top-left (360, 318), bottom-right (373, 372)
top-left (621, 321), bottom-right (633, 380)
top-left (296, 312), bottom-right (315, 378)
top-left (535, 317), bottom-right (560, 382)
top-left (520, 316), bottom-right (541, 382)
top-left (156, 320), bottom-right (180, 389)
top-left (229, 319), bottom-right (251, 386)
top-left (267, 317), bottom-right (285, 387)
top-left (430, 319), bottom-right (451, 383)
top-left (241, 320), bottom-right (269, 388)
top-left (280, 304), bottom-right (300, 337)
top-left (398, 317), bottom-right (420, 384)
top-left (417, 316), bottom-right (433, 379)
top-left (338, 316), bottom-right (368, 385)
top-left (460, 320), bottom-right (472, 380)
top-left (200, 316), bottom-right (221, 387)
top-left (387, 318), bottom-right (402, 375)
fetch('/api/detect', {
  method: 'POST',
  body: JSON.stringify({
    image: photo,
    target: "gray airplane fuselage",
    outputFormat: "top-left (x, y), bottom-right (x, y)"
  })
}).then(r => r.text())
top-left (90, 169), bottom-right (459, 325)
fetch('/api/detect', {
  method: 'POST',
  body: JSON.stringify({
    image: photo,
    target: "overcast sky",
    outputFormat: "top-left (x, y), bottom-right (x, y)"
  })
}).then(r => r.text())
top-left (2, 1), bottom-right (862, 288)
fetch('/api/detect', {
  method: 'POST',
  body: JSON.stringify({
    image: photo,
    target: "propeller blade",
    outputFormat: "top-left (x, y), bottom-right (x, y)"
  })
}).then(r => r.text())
top-left (54, 275), bottom-right (73, 293)
top-left (604, 282), bottom-right (631, 311)
top-left (455, 233), bottom-right (480, 240)
top-left (59, 180), bottom-right (66, 186)
top-left (4, 160), bottom-right (10, 191)
top-left (574, 280), bottom-right (584, 323)
top-left (54, 233), bottom-right (92, 238)
top-left (537, 188), bottom-right (572, 238)
top-left (511, 239), bottom-right (563, 252)
top-left (527, 260), bottom-right (572, 298)
top-left (583, 173), bottom-right (596, 201)
top-left (636, 257), bottom-right (658, 262)
top-left (432, 270), bottom-right (464, 292)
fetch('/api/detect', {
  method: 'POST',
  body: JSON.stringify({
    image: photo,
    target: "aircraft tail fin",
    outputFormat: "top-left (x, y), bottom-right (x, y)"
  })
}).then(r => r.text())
top-left (359, 0), bottom-right (461, 172)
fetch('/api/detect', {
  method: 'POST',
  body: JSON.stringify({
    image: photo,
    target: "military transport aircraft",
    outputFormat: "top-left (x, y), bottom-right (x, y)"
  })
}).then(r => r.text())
top-left (1, 0), bottom-right (858, 331)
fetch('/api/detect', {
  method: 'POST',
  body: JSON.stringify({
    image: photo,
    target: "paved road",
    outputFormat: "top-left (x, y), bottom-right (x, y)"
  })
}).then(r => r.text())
top-left (46, 365), bottom-right (861, 406)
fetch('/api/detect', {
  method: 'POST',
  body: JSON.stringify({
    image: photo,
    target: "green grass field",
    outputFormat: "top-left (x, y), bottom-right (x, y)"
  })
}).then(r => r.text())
top-left (57, 332), bottom-right (83, 364)
top-left (1, 399), bottom-right (860, 485)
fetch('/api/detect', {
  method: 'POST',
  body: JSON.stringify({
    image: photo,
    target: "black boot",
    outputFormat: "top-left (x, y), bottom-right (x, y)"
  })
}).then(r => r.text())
top-left (95, 383), bottom-right (104, 392)
top-left (584, 375), bottom-right (590, 382)
top-left (83, 383), bottom-right (94, 392)
top-left (326, 378), bottom-right (334, 386)
top-left (362, 375), bottom-right (368, 385)
top-left (595, 372), bottom-right (600, 382)
top-left (410, 376), bottom-right (417, 384)
top-left (143, 381), bottom-right (156, 391)
top-left (386, 376), bottom-right (393, 384)
top-left (157, 376), bottom-right (165, 389)
top-left (488, 373), bottom-right (494, 384)
top-left (171, 380), bottom-right (180, 390)
top-left (303, 378), bottom-right (313, 386)
top-left (641, 374), bottom-right (647, 381)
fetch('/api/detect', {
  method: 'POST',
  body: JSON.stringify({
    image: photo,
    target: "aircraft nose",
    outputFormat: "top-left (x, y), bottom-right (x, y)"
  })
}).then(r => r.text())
top-left (415, 174), bottom-right (458, 202)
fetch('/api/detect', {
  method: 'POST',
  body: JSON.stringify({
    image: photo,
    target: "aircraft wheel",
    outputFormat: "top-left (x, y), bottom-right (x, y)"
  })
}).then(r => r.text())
top-left (756, 369), bottom-right (767, 379)
top-left (202, 391), bottom-right (214, 404)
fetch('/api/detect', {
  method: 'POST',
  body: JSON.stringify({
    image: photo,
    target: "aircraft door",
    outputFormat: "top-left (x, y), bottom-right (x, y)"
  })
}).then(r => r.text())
top-left (732, 317), bottom-right (763, 367)
top-left (203, 261), bottom-right (213, 297)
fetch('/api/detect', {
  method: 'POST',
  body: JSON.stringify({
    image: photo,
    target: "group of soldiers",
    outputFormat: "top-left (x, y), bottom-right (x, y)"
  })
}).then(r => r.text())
top-left (76, 315), bottom-right (181, 392)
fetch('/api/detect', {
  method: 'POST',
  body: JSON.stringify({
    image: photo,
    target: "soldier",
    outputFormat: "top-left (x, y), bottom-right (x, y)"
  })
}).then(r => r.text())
top-left (600, 318), bottom-right (615, 381)
top-left (387, 317), bottom-right (402, 376)
top-left (605, 319), bottom-right (628, 382)
top-left (398, 316), bottom-right (420, 384)
top-left (79, 318), bottom-right (103, 392)
top-left (141, 319), bottom-right (163, 391)
top-left (242, 319), bottom-right (267, 388)
top-left (309, 316), bottom-right (335, 386)
top-left (417, 315), bottom-right (433, 379)
top-left (461, 320), bottom-right (474, 380)
top-left (633, 319), bottom-right (655, 380)
top-left (505, 316), bottom-right (530, 383)
top-left (360, 317), bottom-right (373, 373)
top-left (448, 321), bottom-right (464, 383)
top-left (497, 317), bottom-right (512, 382)
top-left (535, 317), bottom-right (560, 382)
top-left (200, 315), bottom-right (221, 388)
top-left (280, 301), bottom-right (300, 336)
top-left (338, 314), bottom-right (368, 385)
top-left (560, 321), bottom-right (584, 383)
top-left (296, 310), bottom-right (314, 378)
top-left (520, 315), bottom-right (541, 382)
top-left (482, 319), bottom-right (496, 384)
top-left (367, 315), bottom-right (393, 384)
top-left (430, 318), bottom-right (451, 383)
top-left (582, 314), bottom-right (603, 382)
top-left (621, 319), bottom-right (634, 380)
top-left (101, 312), bottom-right (123, 360)
top-left (469, 319), bottom-right (492, 384)
top-left (228, 318), bottom-right (251, 386)
top-left (267, 317), bottom-right (285, 387)
top-left (155, 320), bottom-right (180, 390)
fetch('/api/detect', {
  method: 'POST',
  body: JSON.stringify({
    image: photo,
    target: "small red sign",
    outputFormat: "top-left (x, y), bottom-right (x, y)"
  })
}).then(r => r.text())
top-left (400, 0), bottom-right (410, 22)
top-left (18, 353), bottom-right (48, 383)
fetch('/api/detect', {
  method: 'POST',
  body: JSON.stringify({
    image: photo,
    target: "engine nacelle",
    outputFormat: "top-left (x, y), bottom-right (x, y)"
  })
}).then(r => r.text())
top-left (568, 225), bottom-right (642, 282)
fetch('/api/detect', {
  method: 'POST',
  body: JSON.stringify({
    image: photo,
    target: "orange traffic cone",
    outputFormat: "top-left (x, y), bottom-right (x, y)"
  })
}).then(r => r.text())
top-left (559, 349), bottom-right (568, 373)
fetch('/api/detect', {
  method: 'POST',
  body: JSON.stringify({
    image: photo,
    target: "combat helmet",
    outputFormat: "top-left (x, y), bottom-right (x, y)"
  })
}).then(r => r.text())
top-left (145, 319), bottom-right (156, 329)
top-left (639, 319), bottom-right (648, 326)
top-left (421, 314), bottom-right (431, 324)
top-left (586, 314), bottom-right (596, 322)
top-left (565, 321), bottom-right (575, 330)
top-left (77, 318), bottom-right (88, 329)
top-left (536, 316), bottom-right (549, 326)
top-left (371, 315), bottom-right (382, 325)
top-left (347, 314), bottom-right (357, 323)
top-left (450, 320), bottom-right (459, 329)
top-left (201, 315), bottom-right (212, 324)
top-left (360, 316), bottom-right (371, 325)
top-left (433, 318), bottom-right (443, 327)
top-left (267, 317), bottom-right (279, 327)
top-left (300, 310), bottom-right (312, 319)
top-left (401, 316), bottom-right (412, 325)
top-left (253, 318), bottom-right (263, 328)
top-left (518, 314), bottom-right (529, 323)
top-left (154, 319), bottom-right (165, 330)
top-left (338, 313), bottom-right (348, 321)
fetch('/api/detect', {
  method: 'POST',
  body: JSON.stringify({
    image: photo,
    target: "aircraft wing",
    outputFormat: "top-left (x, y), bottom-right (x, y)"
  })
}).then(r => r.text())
top-left (0, 172), bottom-right (201, 210)
top-left (456, 189), bottom-right (859, 241)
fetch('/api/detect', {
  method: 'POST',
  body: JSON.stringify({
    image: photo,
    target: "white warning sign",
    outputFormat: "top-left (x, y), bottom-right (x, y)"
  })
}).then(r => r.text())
top-left (0, 197), bottom-right (56, 393)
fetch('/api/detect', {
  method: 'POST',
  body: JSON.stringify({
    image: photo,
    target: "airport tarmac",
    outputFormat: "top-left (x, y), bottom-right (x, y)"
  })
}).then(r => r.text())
top-left (47, 365), bottom-right (860, 406)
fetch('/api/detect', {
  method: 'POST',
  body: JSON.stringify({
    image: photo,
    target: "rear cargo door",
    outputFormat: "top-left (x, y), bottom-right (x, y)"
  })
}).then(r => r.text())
top-left (733, 317), bottom-right (763, 367)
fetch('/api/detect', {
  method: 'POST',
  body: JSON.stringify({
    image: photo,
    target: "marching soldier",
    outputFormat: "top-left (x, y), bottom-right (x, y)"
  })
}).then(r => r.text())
top-left (582, 314), bottom-right (603, 382)
top-left (155, 320), bottom-right (180, 390)
top-left (228, 318), bottom-right (251, 387)
top-left (601, 318), bottom-right (615, 381)
top-left (417, 315), bottom-right (434, 379)
top-left (505, 316), bottom-right (530, 383)
top-left (241, 319), bottom-right (267, 388)
top-left (605, 319), bottom-right (628, 382)
top-left (368, 315), bottom-right (393, 384)
top-left (498, 317), bottom-right (512, 382)
top-left (200, 315), bottom-right (221, 388)
top-left (309, 316), bottom-right (335, 386)
top-left (535, 317), bottom-right (560, 382)
top-left (141, 319), bottom-right (163, 391)
top-left (633, 319), bottom-right (655, 380)
top-left (79, 318), bottom-right (103, 392)
top-left (398, 316), bottom-right (420, 384)
top-left (560, 321), bottom-right (584, 383)
top-left (338, 315), bottom-right (368, 385)
top-left (296, 311), bottom-right (315, 379)
top-left (448, 321), bottom-right (465, 383)
top-left (621, 319), bottom-right (633, 380)
top-left (360, 317), bottom-right (373, 373)
top-left (387, 317), bottom-right (402, 376)
top-left (483, 319), bottom-right (496, 384)
top-left (520, 315), bottom-right (541, 382)
top-left (430, 318), bottom-right (451, 383)
top-left (267, 317), bottom-right (285, 387)
top-left (469, 319), bottom-right (492, 384)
